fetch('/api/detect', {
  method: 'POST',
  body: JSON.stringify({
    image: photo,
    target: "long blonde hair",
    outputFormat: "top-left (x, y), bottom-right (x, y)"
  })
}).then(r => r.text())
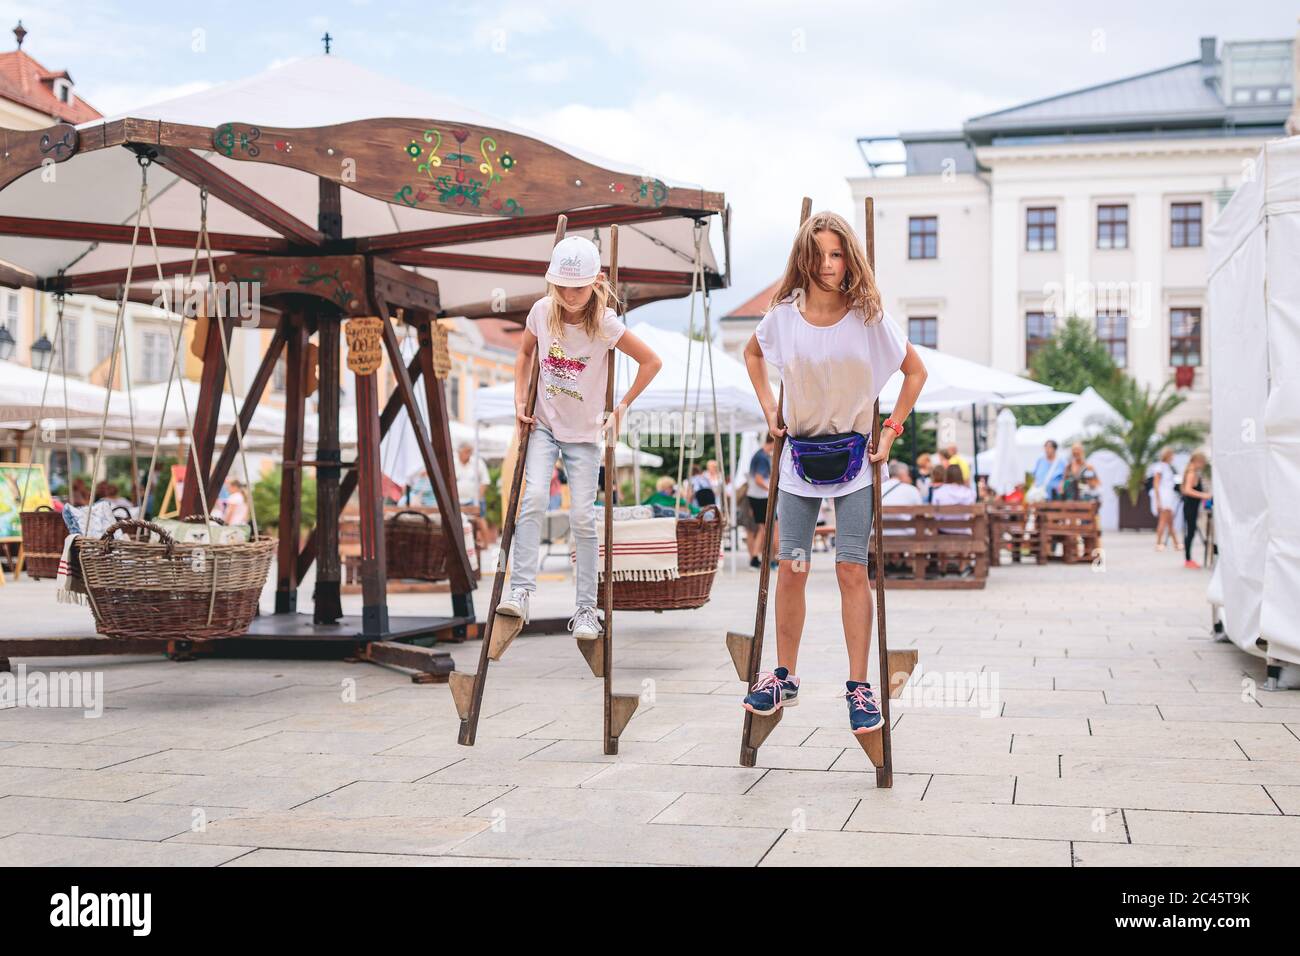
top-left (545, 275), bottom-right (621, 340)
top-left (769, 211), bottom-right (883, 323)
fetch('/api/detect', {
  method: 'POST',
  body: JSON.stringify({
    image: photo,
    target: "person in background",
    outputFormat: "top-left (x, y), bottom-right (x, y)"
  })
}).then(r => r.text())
top-left (746, 434), bottom-right (776, 569)
top-left (1031, 440), bottom-right (1066, 501)
top-left (1062, 443), bottom-right (1100, 502)
top-left (548, 460), bottom-right (565, 510)
top-left (1150, 447), bottom-right (1181, 552)
top-left (222, 478), bottom-right (250, 526)
top-left (944, 444), bottom-right (971, 484)
top-left (931, 463), bottom-right (976, 574)
top-left (705, 459), bottom-right (724, 508)
top-left (454, 441), bottom-right (491, 550)
top-left (689, 462), bottom-right (716, 508)
top-left (643, 474), bottom-right (699, 515)
top-left (1180, 452), bottom-right (1211, 569)
top-left (915, 452), bottom-right (933, 503)
top-left (880, 462), bottom-right (922, 553)
top-left (975, 476), bottom-right (992, 502)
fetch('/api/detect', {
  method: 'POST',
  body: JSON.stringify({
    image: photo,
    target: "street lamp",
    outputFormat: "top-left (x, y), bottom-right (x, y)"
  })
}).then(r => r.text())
top-left (0, 324), bottom-right (14, 362)
top-left (30, 333), bottom-right (52, 371)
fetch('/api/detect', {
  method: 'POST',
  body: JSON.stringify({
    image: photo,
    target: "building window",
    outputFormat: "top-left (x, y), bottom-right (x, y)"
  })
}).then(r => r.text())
top-left (908, 216), bottom-right (937, 259)
top-left (1025, 311), bottom-right (1055, 367)
top-left (1096, 204), bottom-right (1129, 250)
top-left (1170, 308), bottom-right (1202, 367)
top-left (140, 330), bottom-right (170, 382)
top-left (1095, 311), bottom-right (1128, 368)
top-left (907, 316), bottom-right (937, 348)
top-left (1026, 207), bottom-right (1057, 252)
top-left (2, 289), bottom-right (17, 333)
top-left (448, 376), bottom-right (461, 419)
top-left (54, 318), bottom-right (79, 374)
top-left (95, 323), bottom-right (116, 366)
top-left (1171, 202), bottom-right (1202, 248)
top-left (272, 356), bottom-right (287, 392)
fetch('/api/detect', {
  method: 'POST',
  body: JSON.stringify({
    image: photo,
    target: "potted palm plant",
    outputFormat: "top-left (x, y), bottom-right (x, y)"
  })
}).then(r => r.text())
top-left (1084, 377), bottom-right (1207, 530)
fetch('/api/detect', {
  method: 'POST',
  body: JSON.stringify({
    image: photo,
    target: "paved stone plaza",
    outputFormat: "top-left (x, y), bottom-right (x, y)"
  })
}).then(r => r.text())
top-left (1, 531), bottom-right (1296, 867)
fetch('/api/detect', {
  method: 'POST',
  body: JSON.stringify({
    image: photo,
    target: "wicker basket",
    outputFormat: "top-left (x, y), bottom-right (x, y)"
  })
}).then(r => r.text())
top-left (76, 518), bottom-right (274, 641)
top-left (385, 510), bottom-right (450, 582)
top-left (19, 505), bottom-right (65, 580)
top-left (609, 505), bottom-right (724, 611)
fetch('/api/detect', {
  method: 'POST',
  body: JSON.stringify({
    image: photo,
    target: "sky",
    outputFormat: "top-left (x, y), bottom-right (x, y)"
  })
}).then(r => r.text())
top-left (10, 0), bottom-right (1297, 328)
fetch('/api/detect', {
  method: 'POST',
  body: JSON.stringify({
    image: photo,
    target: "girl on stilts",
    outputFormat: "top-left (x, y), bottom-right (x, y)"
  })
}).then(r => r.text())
top-left (741, 211), bottom-right (927, 737)
top-left (496, 236), bottom-right (663, 639)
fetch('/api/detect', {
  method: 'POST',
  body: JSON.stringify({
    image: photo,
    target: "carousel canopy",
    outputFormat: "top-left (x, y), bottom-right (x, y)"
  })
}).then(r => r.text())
top-left (0, 55), bottom-right (727, 324)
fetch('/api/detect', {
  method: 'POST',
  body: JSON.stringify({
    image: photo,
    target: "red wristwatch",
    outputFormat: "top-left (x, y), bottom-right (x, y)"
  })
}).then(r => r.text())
top-left (883, 418), bottom-right (904, 437)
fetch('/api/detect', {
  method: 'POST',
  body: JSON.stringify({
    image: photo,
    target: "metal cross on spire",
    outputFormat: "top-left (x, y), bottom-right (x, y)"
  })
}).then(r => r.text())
top-left (322, 32), bottom-right (332, 54)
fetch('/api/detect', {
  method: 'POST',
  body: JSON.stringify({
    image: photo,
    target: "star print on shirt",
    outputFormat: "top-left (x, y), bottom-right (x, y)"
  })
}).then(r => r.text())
top-left (542, 341), bottom-right (589, 401)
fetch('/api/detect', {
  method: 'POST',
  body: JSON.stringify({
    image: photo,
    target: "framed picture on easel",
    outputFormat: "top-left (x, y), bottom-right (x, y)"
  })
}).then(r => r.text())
top-left (0, 462), bottom-right (53, 543)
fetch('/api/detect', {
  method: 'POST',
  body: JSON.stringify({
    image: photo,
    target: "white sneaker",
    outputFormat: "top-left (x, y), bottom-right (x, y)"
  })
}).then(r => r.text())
top-left (497, 587), bottom-right (530, 622)
top-left (568, 605), bottom-right (602, 641)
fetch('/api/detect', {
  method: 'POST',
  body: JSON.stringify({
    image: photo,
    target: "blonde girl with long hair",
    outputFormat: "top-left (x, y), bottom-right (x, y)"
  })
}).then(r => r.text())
top-left (496, 236), bottom-right (663, 639)
top-left (741, 211), bottom-right (927, 737)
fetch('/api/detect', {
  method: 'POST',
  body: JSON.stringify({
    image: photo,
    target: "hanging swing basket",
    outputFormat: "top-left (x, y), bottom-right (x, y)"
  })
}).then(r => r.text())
top-left (384, 510), bottom-right (451, 582)
top-left (20, 506), bottom-right (66, 580)
top-left (610, 505), bottom-right (724, 611)
top-left (76, 519), bottom-right (274, 641)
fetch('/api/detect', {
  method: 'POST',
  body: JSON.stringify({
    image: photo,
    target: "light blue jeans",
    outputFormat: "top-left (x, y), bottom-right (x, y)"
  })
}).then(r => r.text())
top-left (509, 425), bottom-right (601, 607)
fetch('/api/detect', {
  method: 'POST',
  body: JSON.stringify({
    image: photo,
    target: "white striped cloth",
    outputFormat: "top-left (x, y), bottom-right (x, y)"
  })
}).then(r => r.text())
top-left (570, 514), bottom-right (680, 581)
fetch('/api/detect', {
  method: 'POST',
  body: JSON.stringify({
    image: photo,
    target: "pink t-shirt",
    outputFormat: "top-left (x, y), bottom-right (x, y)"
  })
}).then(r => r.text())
top-left (525, 296), bottom-right (625, 443)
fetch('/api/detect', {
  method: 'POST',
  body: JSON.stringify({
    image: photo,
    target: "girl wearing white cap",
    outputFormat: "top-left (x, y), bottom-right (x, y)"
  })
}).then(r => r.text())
top-left (496, 236), bottom-right (663, 639)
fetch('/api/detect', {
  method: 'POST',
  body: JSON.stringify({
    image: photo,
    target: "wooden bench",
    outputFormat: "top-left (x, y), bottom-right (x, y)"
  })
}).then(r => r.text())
top-left (1036, 500), bottom-right (1102, 565)
top-left (987, 502), bottom-right (1037, 565)
top-left (867, 504), bottom-right (989, 589)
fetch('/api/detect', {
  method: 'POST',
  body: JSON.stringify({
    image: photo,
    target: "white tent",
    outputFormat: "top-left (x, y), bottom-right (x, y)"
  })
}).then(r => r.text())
top-left (987, 408), bottom-right (1022, 495)
top-left (0, 359), bottom-right (115, 423)
top-left (879, 337), bottom-right (1062, 414)
top-left (1207, 135), bottom-right (1300, 667)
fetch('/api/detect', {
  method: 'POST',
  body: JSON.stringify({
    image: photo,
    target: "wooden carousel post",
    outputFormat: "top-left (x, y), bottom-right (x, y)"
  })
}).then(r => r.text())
top-left (347, 314), bottom-right (390, 638)
top-left (275, 314), bottom-right (308, 614)
top-left (179, 313), bottom-right (232, 516)
top-left (313, 179), bottom-right (345, 625)
top-left (414, 313), bottom-right (477, 638)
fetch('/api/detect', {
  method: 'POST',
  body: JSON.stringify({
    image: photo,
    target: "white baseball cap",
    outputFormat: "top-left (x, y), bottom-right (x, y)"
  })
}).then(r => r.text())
top-left (545, 236), bottom-right (601, 287)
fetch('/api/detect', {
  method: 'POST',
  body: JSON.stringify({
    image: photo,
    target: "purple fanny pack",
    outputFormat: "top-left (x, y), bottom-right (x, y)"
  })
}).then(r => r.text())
top-left (787, 432), bottom-right (869, 486)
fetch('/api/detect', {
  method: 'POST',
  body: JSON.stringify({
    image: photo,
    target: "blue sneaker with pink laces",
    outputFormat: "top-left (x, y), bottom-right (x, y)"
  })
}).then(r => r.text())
top-left (846, 680), bottom-right (882, 734)
top-left (743, 667), bottom-right (799, 716)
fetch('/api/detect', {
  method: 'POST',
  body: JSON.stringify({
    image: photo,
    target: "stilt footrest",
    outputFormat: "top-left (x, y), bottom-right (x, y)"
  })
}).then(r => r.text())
top-left (887, 649), bottom-right (919, 699)
top-left (487, 614), bottom-right (523, 661)
top-left (725, 630), bottom-right (752, 681)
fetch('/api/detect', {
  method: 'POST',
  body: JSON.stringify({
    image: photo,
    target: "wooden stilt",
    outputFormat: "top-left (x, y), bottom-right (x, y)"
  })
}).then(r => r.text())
top-left (487, 613), bottom-right (524, 661)
top-left (456, 216), bottom-right (568, 747)
top-left (855, 728), bottom-right (885, 768)
top-left (736, 197), bottom-right (810, 768)
top-left (887, 648), bottom-right (919, 699)
top-left (448, 670), bottom-right (475, 721)
top-left (865, 195), bottom-right (898, 789)
top-left (725, 630), bottom-right (751, 681)
top-left (602, 224), bottom-right (635, 755)
top-left (576, 633), bottom-right (604, 678)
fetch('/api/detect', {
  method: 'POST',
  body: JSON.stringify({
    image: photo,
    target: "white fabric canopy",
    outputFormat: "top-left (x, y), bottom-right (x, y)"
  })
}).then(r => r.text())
top-left (878, 337), bottom-right (1062, 414)
top-left (0, 56), bottom-right (719, 317)
top-left (0, 359), bottom-right (114, 423)
top-left (1206, 135), bottom-right (1300, 667)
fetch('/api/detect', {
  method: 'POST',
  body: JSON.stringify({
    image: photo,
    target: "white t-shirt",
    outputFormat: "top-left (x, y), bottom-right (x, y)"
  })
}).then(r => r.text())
top-left (754, 301), bottom-right (908, 498)
top-left (880, 477), bottom-right (923, 536)
top-left (455, 454), bottom-right (490, 505)
top-left (525, 296), bottom-right (625, 444)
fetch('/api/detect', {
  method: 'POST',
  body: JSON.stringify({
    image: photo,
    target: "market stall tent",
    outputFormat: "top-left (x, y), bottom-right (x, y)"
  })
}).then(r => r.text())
top-left (1206, 134), bottom-right (1300, 668)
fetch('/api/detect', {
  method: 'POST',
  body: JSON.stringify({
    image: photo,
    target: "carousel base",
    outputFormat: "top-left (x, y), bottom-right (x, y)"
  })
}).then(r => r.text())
top-left (0, 613), bottom-right (472, 683)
